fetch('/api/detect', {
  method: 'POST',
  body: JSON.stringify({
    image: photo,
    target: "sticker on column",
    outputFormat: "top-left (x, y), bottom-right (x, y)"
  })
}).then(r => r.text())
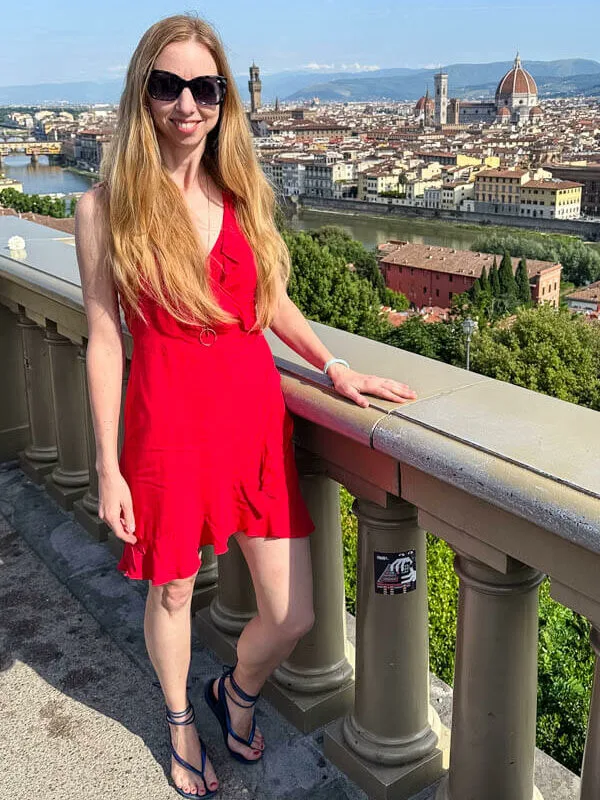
top-left (374, 550), bottom-right (417, 595)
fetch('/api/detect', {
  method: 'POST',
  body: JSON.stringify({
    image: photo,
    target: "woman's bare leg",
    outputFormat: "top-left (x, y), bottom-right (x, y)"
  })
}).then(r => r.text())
top-left (211, 535), bottom-right (314, 761)
top-left (145, 572), bottom-right (219, 796)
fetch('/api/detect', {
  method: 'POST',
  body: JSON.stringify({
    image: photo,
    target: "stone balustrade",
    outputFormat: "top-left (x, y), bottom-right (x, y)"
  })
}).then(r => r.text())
top-left (1, 234), bottom-right (600, 800)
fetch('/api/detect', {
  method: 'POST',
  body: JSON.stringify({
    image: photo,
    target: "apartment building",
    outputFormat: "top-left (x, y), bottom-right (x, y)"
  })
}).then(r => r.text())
top-left (474, 168), bottom-right (530, 214)
top-left (520, 179), bottom-right (582, 219)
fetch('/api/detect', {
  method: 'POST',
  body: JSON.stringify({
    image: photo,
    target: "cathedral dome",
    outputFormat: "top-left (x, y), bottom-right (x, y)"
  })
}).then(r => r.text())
top-left (530, 105), bottom-right (543, 116)
top-left (495, 54), bottom-right (538, 101)
top-left (415, 94), bottom-right (434, 112)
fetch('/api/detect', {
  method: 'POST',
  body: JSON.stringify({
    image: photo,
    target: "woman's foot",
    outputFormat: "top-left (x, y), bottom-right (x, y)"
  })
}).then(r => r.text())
top-left (212, 673), bottom-right (265, 761)
top-left (168, 708), bottom-right (219, 796)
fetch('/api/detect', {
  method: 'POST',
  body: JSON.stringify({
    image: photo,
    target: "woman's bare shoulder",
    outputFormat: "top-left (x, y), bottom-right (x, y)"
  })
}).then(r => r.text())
top-left (76, 183), bottom-right (108, 224)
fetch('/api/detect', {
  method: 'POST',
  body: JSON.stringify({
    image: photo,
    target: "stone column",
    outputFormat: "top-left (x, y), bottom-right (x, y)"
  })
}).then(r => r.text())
top-left (265, 458), bottom-right (354, 731)
top-left (436, 554), bottom-right (544, 800)
top-left (324, 495), bottom-right (443, 800)
top-left (73, 340), bottom-right (109, 540)
top-left (17, 313), bottom-right (57, 482)
top-left (580, 626), bottom-right (600, 800)
top-left (194, 536), bottom-right (257, 664)
top-left (44, 324), bottom-right (89, 509)
top-left (191, 545), bottom-right (219, 613)
top-left (0, 305), bottom-right (30, 461)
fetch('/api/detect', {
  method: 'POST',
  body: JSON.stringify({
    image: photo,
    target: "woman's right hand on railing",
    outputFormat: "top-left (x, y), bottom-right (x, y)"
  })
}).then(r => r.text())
top-left (98, 468), bottom-right (137, 544)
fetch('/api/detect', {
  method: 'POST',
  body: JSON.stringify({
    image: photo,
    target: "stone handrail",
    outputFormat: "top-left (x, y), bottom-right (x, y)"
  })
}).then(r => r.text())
top-left (2, 245), bottom-right (600, 800)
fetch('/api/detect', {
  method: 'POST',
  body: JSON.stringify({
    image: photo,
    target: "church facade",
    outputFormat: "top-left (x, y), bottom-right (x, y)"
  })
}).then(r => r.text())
top-left (414, 54), bottom-right (543, 127)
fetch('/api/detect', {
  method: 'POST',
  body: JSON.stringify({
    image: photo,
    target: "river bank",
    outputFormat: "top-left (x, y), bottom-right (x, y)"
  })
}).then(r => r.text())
top-left (291, 200), bottom-right (600, 255)
top-left (297, 196), bottom-right (600, 242)
top-left (64, 165), bottom-right (99, 181)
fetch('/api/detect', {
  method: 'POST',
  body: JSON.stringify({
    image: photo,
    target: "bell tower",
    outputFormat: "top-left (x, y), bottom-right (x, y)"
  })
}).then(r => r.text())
top-left (248, 62), bottom-right (262, 114)
top-left (434, 70), bottom-right (448, 126)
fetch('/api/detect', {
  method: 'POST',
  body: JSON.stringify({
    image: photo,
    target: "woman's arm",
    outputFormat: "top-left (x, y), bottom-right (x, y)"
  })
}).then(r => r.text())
top-left (269, 292), bottom-right (417, 408)
top-left (75, 188), bottom-right (136, 543)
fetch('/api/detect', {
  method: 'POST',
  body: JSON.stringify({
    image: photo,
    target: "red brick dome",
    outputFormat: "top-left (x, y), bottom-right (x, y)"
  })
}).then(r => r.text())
top-left (415, 95), bottom-right (434, 112)
top-left (498, 106), bottom-right (511, 116)
top-left (496, 54), bottom-right (538, 101)
top-left (530, 105), bottom-right (543, 116)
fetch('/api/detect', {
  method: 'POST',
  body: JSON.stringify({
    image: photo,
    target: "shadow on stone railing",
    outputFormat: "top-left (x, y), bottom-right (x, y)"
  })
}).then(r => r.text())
top-left (1, 224), bottom-right (600, 800)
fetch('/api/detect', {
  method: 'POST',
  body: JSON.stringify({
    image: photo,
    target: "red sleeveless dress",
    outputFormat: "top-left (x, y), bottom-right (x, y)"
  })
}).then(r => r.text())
top-left (116, 193), bottom-right (314, 585)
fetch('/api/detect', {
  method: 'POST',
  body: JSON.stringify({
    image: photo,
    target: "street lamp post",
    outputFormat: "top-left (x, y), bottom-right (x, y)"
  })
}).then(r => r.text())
top-left (462, 317), bottom-right (478, 371)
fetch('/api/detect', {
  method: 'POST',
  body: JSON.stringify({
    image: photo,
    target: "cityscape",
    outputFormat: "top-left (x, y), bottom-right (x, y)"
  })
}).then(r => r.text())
top-left (2, 52), bottom-right (600, 319)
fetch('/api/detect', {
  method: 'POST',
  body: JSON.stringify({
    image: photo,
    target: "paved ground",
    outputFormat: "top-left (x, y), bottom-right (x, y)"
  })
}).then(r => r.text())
top-left (0, 462), bottom-right (378, 800)
top-left (0, 460), bottom-right (579, 800)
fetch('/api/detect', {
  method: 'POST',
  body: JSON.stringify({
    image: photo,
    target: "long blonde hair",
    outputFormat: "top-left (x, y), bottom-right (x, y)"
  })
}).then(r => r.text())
top-left (100, 13), bottom-right (289, 328)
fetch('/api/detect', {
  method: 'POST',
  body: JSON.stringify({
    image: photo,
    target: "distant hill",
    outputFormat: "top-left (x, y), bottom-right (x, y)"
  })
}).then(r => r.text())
top-left (1, 59), bottom-right (599, 105)
top-left (0, 80), bottom-right (125, 106)
top-left (282, 59), bottom-right (600, 102)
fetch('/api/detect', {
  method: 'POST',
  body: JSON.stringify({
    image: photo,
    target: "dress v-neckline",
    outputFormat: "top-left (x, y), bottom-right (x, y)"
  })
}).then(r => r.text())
top-left (206, 190), bottom-right (226, 259)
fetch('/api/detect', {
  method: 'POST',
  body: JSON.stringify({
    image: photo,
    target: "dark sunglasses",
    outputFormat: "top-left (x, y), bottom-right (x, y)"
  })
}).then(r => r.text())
top-left (147, 70), bottom-right (227, 105)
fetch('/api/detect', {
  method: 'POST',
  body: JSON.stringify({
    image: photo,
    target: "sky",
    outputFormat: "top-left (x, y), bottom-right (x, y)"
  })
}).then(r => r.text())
top-left (1, 0), bottom-right (599, 86)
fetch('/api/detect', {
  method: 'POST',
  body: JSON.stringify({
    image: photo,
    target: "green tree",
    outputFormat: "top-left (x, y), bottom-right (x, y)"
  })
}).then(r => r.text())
top-left (469, 277), bottom-right (482, 304)
top-left (479, 265), bottom-right (490, 293)
top-left (515, 257), bottom-right (532, 305)
top-left (499, 250), bottom-right (517, 299)
top-left (489, 257), bottom-right (501, 296)
top-left (381, 287), bottom-right (410, 311)
top-left (69, 195), bottom-right (79, 217)
top-left (383, 316), bottom-right (465, 365)
top-left (472, 229), bottom-right (600, 287)
top-left (470, 305), bottom-right (600, 409)
top-left (283, 230), bottom-right (387, 340)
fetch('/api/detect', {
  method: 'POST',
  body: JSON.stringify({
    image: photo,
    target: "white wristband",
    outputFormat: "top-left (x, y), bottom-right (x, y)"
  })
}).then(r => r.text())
top-left (323, 357), bottom-right (350, 376)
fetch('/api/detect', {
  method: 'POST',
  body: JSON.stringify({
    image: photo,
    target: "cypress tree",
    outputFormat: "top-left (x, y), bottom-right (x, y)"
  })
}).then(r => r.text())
top-left (499, 250), bottom-right (517, 297)
top-left (479, 265), bottom-right (490, 293)
top-left (515, 257), bottom-right (532, 304)
top-left (489, 257), bottom-right (501, 296)
top-left (470, 277), bottom-right (482, 304)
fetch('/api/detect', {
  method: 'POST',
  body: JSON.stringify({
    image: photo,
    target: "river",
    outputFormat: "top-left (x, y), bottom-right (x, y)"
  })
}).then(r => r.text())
top-left (2, 155), bottom-right (94, 196)
top-left (290, 207), bottom-right (486, 251)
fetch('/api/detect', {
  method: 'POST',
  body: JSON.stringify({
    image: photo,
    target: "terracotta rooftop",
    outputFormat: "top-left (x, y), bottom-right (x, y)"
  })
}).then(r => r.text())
top-left (0, 208), bottom-right (75, 235)
top-left (565, 281), bottom-right (600, 304)
top-left (522, 180), bottom-right (583, 190)
top-left (378, 241), bottom-right (561, 279)
top-left (476, 168), bottom-right (529, 179)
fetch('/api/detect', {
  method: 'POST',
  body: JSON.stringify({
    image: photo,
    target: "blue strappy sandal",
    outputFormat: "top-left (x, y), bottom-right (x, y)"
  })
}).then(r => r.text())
top-left (204, 664), bottom-right (263, 765)
top-left (165, 701), bottom-right (218, 798)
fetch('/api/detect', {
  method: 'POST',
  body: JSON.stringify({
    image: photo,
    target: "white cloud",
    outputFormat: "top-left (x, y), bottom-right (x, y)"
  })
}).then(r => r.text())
top-left (107, 65), bottom-right (127, 75)
top-left (303, 62), bottom-right (336, 71)
top-left (340, 63), bottom-right (380, 72)
top-left (300, 62), bottom-right (380, 73)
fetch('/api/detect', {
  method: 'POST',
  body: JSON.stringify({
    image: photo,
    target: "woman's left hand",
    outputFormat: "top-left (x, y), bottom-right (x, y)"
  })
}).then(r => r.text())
top-left (327, 364), bottom-right (417, 409)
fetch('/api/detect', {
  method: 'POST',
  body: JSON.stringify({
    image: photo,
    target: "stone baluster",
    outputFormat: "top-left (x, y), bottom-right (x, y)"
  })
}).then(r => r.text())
top-left (579, 625), bottom-right (600, 799)
top-left (17, 312), bottom-right (57, 482)
top-left (44, 324), bottom-right (89, 508)
top-left (436, 554), bottom-right (544, 800)
top-left (266, 454), bottom-right (354, 731)
top-left (324, 495), bottom-right (443, 800)
top-left (73, 339), bottom-right (110, 540)
top-left (0, 305), bottom-right (29, 461)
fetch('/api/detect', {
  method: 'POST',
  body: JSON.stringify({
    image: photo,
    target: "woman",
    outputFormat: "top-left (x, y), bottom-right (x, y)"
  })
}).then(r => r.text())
top-left (75, 13), bottom-right (416, 799)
